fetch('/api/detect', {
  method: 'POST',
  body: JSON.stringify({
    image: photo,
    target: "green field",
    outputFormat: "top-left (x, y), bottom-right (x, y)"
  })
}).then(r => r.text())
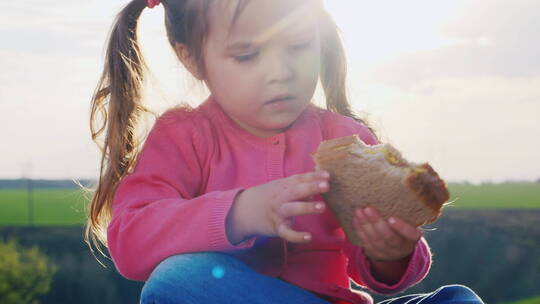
top-left (447, 183), bottom-right (540, 209)
top-left (0, 183), bottom-right (539, 226)
top-left (0, 189), bottom-right (89, 226)
top-left (502, 296), bottom-right (540, 304)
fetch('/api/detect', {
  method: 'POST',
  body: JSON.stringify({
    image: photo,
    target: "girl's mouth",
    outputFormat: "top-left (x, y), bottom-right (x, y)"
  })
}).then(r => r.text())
top-left (266, 95), bottom-right (295, 104)
top-left (265, 95), bottom-right (296, 111)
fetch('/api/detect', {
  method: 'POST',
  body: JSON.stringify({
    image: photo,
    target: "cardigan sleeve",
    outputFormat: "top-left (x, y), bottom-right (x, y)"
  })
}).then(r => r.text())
top-left (343, 237), bottom-right (431, 295)
top-left (324, 113), bottom-right (432, 295)
top-left (107, 110), bottom-right (256, 281)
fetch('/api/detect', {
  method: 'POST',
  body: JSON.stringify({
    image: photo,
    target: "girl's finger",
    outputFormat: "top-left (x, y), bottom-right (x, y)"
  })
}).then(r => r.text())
top-left (289, 179), bottom-right (329, 200)
top-left (357, 227), bottom-right (400, 261)
top-left (352, 216), bottom-right (361, 230)
top-left (364, 208), bottom-right (403, 246)
top-left (356, 229), bottom-right (371, 249)
top-left (364, 208), bottom-right (396, 241)
top-left (291, 170), bottom-right (330, 183)
top-left (364, 207), bottom-right (382, 223)
top-left (355, 209), bottom-right (379, 244)
top-left (277, 222), bottom-right (311, 244)
top-left (368, 215), bottom-right (403, 248)
top-left (388, 217), bottom-right (423, 241)
top-left (284, 218), bottom-right (294, 227)
top-left (279, 201), bottom-right (325, 218)
top-left (276, 172), bottom-right (329, 201)
top-left (355, 208), bottom-right (369, 224)
top-left (286, 171), bottom-right (329, 191)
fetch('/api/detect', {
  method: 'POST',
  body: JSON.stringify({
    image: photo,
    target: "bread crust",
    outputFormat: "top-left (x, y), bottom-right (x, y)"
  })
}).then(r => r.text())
top-left (312, 135), bottom-right (449, 246)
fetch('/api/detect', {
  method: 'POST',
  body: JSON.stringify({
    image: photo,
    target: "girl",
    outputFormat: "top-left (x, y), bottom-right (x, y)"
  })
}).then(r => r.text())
top-left (87, 0), bottom-right (484, 303)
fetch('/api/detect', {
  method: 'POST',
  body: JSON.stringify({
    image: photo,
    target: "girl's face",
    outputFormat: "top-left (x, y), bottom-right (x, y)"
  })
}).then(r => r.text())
top-left (202, 0), bottom-right (321, 137)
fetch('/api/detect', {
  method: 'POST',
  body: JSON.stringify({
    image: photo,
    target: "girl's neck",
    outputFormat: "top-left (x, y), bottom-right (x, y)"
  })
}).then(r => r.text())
top-left (203, 96), bottom-right (315, 141)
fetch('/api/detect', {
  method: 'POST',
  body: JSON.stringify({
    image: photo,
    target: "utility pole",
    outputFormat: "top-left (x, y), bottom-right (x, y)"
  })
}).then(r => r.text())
top-left (22, 160), bottom-right (34, 226)
top-left (27, 177), bottom-right (34, 226)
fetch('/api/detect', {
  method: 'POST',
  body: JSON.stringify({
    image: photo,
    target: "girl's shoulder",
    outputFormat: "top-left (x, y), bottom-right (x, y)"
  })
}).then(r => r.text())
top-left (308, 105), bottom-right (378, 145)
top-left (154, 103), bottom-right (213, 134)
top-left (157, 104), bottom-right (206, 125)
top-left (308, 104), bottom-right (362, 127)
top-left (147, 104), bottom-right (215, 152)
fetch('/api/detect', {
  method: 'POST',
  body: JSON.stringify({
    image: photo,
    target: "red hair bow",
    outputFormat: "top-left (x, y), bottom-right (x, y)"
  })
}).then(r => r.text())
top-left (147, 0), bottom-right (161, 8)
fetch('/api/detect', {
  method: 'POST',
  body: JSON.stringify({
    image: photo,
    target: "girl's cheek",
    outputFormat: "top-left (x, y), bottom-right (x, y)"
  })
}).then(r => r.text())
top-left (296, 46), bottom-right (320, 78)
top-left (297, 52), bottom-right (320, 96)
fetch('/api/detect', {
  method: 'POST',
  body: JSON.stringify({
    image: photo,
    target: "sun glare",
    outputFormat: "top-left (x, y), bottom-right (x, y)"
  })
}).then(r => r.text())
top-left (324, 1), bottom-right (465, 68)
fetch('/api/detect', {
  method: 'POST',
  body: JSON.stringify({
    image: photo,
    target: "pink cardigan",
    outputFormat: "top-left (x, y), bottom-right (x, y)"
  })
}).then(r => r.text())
top-left (107, 97), bottom-right (431, 304)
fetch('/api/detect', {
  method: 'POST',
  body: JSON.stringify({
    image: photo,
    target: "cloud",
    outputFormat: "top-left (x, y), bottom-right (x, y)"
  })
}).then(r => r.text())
top-left (2, 0), bottom-right (538, 183)
top-left (0, 1), bottom-right (123, 57)
top-left (441, 0), bottom-right (539, 42)
top-left (0, 1), bottom-right (123, 179)
top-left (370, 0), bottom-right (540, 88)
top-left (0, 99), bottom-right (100, 179)
top-left (346, 0), bottom-right (540, 184)
top-left (355, 76), bottom-right (540, 183)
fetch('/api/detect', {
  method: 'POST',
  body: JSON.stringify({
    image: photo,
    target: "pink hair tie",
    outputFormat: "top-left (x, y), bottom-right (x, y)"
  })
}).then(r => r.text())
top-left (147, 0), bottom-right (161, 8)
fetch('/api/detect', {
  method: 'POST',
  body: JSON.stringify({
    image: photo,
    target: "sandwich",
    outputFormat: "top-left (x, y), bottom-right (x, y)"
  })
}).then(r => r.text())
top-left (311, 135), bottom-right (449, 246)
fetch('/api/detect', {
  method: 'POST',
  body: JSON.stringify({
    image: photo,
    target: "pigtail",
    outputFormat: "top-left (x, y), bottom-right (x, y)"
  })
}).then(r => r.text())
top-left (86, 0), bottom-right (150, 254)
top-left (319, 11), bottom-right (379, 141)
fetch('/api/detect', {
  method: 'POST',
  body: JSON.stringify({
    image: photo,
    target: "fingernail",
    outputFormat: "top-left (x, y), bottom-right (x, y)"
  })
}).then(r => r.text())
top-left (365, 208), bottom-right (375, 218)
top-left (319, 182), bottom-right (327, 189)
top-left (304, 234), bottom-right (311, 240)
top-left (315, 203), bottom-right (325, 210)
top-left (320, 171), bottom-right (330, 178)
top-left (388, 217), bottom-right (396, 225)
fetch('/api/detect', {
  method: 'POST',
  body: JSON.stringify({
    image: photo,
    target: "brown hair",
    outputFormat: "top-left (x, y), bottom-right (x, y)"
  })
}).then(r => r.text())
top-left (86, 0), bottom-right (378, 254)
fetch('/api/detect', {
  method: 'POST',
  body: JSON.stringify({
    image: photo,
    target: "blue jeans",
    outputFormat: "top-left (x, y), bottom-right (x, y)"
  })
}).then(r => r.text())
top-left (140, 252), bottom-right (484, 304)
top-left (377, 285), bottom-right (484, 304)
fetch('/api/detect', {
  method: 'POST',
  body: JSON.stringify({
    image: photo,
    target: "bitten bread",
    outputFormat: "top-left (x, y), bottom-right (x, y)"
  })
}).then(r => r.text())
top-left (311, 135), bottom-right (449, 246)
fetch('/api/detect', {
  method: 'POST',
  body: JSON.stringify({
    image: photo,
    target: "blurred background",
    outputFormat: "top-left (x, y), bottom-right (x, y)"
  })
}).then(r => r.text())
top-left (0, 0), bottom-right (539, 303)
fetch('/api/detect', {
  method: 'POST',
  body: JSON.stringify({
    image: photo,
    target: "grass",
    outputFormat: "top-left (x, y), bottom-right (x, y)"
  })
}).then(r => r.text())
top-left (0, 183), bottom-right (539, 226)
top-left (501, 296), bottom-right (540, 304)
top-left (447, 183), bottom-right (540, 209)
top-left (0, 189), bottom-right (88, 226)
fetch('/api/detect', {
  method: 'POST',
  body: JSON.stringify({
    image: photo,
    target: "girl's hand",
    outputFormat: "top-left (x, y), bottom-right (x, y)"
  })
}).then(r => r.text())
top-left (228, 170), bottom-right (330, 244)
top-left (353, 207), bottom-right (422, 262)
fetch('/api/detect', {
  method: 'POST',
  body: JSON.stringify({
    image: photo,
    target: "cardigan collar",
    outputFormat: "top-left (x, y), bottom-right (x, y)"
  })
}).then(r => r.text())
top-left (199, 96), bottom-right (318, 148)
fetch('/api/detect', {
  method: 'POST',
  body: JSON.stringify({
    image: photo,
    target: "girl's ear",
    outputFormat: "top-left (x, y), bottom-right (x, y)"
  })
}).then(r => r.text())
top-left (174, 43), bottom-right (204, 80)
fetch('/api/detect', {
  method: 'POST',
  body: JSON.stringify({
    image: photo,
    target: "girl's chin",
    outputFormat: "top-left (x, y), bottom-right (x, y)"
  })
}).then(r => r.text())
top-left (245, 121), bottom-right (295, 137)
top-left (265, 120), bottom-right (297, 133)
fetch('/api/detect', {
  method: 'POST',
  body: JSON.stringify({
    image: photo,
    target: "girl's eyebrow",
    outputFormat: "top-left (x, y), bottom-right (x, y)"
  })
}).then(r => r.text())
top-left (253, 2), bottom-right (320, 45)
top-left (226, 42), bottom-right (255, 51)
top-left (225, 3), bottom-right (320, 51)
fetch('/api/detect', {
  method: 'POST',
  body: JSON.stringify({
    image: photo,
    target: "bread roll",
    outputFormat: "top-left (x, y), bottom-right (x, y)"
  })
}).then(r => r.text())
top-left (311, 135), bottom-right (449, 246)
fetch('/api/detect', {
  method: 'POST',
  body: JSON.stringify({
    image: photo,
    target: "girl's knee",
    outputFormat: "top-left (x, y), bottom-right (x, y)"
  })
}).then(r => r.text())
top-left (431, 284), bottom-right (484, 303)
top-left (140, 252), bottom-right (245, 303)
top-left (145, 251), bottom-right (241, 284)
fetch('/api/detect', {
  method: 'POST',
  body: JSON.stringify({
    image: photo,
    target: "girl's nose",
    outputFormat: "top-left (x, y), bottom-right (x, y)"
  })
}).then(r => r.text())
top-left (265, 51), bottom-right (295, 84)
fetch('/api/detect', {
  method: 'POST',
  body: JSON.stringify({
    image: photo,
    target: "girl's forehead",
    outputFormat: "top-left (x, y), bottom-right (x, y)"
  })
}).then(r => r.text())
top-left (209, 0), bottom-right (320, 42)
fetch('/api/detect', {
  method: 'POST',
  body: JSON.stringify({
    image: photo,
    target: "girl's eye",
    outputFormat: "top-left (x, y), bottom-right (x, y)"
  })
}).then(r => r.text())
top-left (289, 39), bottom-right (313, 51)
top-left (234, 51), bottom-right (259, 62)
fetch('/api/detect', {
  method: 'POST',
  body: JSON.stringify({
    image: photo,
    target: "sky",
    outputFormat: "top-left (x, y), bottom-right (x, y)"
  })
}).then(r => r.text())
top-left (0, 0), bottom-right (539, 184)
